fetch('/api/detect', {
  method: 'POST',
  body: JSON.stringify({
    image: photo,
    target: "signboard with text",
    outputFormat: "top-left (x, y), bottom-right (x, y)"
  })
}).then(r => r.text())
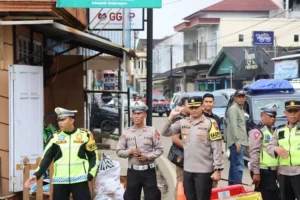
top-left (57, 0), bottom-right (162, 8)
top-left (89, 8), bottom-right (144, 30)
top-left (253, 31), bottom-right (274, 46)
top-left (274, 60), bottom-right (299, 79)
top-left (244, 48), bottom-right (258, 70)
top-left (103, 73), bottom-right (116, 90)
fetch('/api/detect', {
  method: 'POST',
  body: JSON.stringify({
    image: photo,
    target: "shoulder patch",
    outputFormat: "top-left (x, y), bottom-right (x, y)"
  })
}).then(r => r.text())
top-left (253, 131), bottom-right (261, 140)
top-left (208, 118), bottom-right (222, 141)
top-left (85, 130), bottom-right (97, 151)
top-left (155, 130), bottom-right (160, 138)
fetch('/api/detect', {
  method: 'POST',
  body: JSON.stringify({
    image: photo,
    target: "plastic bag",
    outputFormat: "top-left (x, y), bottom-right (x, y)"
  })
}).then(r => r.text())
top-left (94, 154), bottom-right (124, 200)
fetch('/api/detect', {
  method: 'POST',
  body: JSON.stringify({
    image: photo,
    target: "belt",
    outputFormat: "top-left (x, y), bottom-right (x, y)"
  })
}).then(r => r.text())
top-left (260, 166), bottom-right (276, 171)
top-left (129, 163), bottom-right (155, 171)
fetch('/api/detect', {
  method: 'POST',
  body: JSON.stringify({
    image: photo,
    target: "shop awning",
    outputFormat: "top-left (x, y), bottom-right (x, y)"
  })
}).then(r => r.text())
top-left (27, 21), bottom-right (134, 58)
top-left (0, 20), bottom-right (134, 58)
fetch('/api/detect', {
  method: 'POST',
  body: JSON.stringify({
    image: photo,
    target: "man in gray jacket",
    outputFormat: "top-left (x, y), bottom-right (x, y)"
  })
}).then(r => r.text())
top-left (226, 90), bottom-right (248, 185)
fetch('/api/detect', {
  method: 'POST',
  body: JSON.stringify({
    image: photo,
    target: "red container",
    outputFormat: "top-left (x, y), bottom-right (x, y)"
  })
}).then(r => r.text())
top-left (211, 185), bottom-right (250, 200)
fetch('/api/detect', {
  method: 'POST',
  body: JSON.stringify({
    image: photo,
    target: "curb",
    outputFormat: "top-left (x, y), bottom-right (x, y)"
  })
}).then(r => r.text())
top-left (156, 155), bottom-right (176, 200)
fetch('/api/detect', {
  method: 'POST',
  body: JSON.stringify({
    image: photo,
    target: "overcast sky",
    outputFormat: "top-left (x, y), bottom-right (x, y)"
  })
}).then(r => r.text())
top-left (138, 0), bottom-right (220, 39)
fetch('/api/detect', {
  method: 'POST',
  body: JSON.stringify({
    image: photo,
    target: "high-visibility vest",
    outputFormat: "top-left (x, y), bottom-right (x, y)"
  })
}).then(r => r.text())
top-left (259, 126), bottom-right (278, 167)
top-left (277, 125), bottom-right (300, 166)
top-left (36, 128), bottom-right (98, 184)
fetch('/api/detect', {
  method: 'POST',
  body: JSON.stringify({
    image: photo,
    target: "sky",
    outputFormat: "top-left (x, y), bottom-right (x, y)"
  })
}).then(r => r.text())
top-left (138, 0), bottom-right (220, 39)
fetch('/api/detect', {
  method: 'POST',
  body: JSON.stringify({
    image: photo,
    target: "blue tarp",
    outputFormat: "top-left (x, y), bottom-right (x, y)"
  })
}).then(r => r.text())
top-left (243, 79), bottom-right (295, 93)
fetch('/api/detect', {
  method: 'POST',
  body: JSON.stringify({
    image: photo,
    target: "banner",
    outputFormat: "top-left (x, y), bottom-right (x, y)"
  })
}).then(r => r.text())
top-left (274, 60), bottom-right (299, 79)
top-left (89, 8), bottom-right (144, 30)
top-left (57, 0), bottom-right (162, 8)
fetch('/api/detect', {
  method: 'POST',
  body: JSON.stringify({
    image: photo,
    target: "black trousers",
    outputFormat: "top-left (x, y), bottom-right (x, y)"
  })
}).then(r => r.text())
top-left (53, 181), bottom-right (91, 200)
top-left (250, 169), bottom-right (280, 200)
top-left (184, 171), bottom-right (213, 200)
top-left (124, 168), bottom-right (161, 200)
top-left (279, 174), bottom-right (300, 200)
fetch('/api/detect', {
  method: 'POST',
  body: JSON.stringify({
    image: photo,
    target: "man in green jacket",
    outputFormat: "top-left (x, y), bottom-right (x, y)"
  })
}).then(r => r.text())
top-left (226, 90), bottom-right (248, 185)
top-left (25, 107), bottom-right (98, 200)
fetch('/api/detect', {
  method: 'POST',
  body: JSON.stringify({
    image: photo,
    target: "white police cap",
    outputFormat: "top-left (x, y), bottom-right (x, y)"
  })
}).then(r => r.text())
top-left (260, 103), bottom-right (279, 117)
top-left (130, 101), bottom-right (148, 113)
top-left (55, 107), bottom-right (78, 119)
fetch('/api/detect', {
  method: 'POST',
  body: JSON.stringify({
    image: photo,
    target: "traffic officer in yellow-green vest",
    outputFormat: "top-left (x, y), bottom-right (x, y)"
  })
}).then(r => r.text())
top-left (249, 103), bottom-right (280, 200)
top-left (25, 107), bottom-right (99, 200)
top-left (267, 100), bottom-right (300, 200)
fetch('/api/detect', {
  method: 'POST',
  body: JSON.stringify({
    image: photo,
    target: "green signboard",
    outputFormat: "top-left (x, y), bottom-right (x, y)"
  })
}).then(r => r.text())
top-left (57, 0), bottom-right (162, 8)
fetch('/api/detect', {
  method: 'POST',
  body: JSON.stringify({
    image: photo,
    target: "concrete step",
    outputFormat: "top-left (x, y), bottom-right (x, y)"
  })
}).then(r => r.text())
top-left (96, 143), bottom-right (110, 150)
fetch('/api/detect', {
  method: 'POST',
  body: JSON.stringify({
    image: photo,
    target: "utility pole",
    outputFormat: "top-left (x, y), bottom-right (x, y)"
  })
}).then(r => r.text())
top-left (133, 31), bottom-right (138, 92)
top-left (230, 66), bottom-right (233, 88)
top-left (146, 8), bottom-right (153, 126)
top-left (170, 45), bottom-right (173, 96)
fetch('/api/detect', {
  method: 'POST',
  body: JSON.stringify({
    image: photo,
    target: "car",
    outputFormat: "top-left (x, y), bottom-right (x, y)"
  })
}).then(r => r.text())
top-left (223, 79), bottom-right (300, 163)
top-left (170, 92), bottom-right (183, 110)
top-left (142, 91), bottom-right (171, 117)
top-left (90, 103), bottom-right (124, 134)
top-left (214, 88), bottom-right (236, 100)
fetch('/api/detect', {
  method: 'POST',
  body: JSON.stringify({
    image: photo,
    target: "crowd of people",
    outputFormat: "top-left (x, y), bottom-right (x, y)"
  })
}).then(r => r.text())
top-left (23, 90), bottom-right (300, 200)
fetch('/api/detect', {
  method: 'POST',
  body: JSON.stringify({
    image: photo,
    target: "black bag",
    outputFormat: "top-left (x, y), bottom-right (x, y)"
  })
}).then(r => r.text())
top-left (167, 144), bottom-right (184, 168)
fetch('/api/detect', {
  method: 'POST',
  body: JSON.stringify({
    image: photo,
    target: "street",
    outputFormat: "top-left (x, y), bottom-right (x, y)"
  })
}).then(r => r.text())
top-left (152, 114), bottom-right (253, 191)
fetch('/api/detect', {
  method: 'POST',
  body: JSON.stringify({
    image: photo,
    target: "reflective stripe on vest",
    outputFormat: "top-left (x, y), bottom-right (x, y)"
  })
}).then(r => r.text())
top-left (259, 126), bottom-right (278, 167)
top-left (277, 125), bottom-right (300, 166)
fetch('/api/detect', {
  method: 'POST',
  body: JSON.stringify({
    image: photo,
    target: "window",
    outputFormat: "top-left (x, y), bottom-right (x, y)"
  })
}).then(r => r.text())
top-left (17, 35), bottom-right (43, 64)
top-left (239, 34), bottom-right (244, 42)
top-left (18, 36), bottom-right (30, 64)
top-left (33, 41), bottom-right (43, 64)
top-left (294, 35), bottom-right (299, 42)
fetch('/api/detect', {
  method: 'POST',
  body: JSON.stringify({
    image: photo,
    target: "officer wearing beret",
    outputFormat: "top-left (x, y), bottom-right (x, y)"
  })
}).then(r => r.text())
top-left (25, 107), bottom-right (98, 200)
top-left (267, 100), bottom-right (300, 200)
top-left (117, 101), bottom-right (163, 200)
top-left (249, 103), bottom-right (280, 200)
top-left (171, 96), bottom-right (224, 200)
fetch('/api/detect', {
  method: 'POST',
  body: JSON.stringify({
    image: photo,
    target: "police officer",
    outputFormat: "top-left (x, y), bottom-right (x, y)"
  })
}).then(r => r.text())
top-left (249, 103), bottom-right (280, 200)
top-left (267, 100), bottom-right (300, 200)
top-left (171, 96), bottom-right (224, 200)
top-left (161, 96), bottom-right (189, 200)
top-left (117, 101), bottom-right (163, 200)
top-left (25, 107), bottom-right (99, 200)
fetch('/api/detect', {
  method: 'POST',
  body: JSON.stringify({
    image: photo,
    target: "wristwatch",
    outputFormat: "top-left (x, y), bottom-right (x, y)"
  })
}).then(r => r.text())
top-left (214, 168), bottom-right (224, 171)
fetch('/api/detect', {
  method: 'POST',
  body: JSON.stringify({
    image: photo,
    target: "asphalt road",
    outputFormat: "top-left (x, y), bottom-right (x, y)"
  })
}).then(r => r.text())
top-left (152, 114), bottom-right (254, 191)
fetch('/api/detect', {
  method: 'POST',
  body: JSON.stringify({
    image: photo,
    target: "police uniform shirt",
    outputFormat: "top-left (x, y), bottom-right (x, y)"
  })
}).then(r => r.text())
top-left (171, 116), bottom-right (224, 173)
top-left (249, 122), bottom-right (275, 174)
top-left (249, 103), bottom-right (278, 174)
top-left (116, 126), bottom-right (164, 165)
top-left (161, 113), bottom-right (187, 137)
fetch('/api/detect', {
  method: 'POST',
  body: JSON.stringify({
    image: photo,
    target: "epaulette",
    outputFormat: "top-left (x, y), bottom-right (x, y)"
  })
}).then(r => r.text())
top-left (256, 123), bottom-right (265, 129)
top-left (276, 124), bottom-right (285, 129)
top-left (53, 130), bottom-right (61, 134)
